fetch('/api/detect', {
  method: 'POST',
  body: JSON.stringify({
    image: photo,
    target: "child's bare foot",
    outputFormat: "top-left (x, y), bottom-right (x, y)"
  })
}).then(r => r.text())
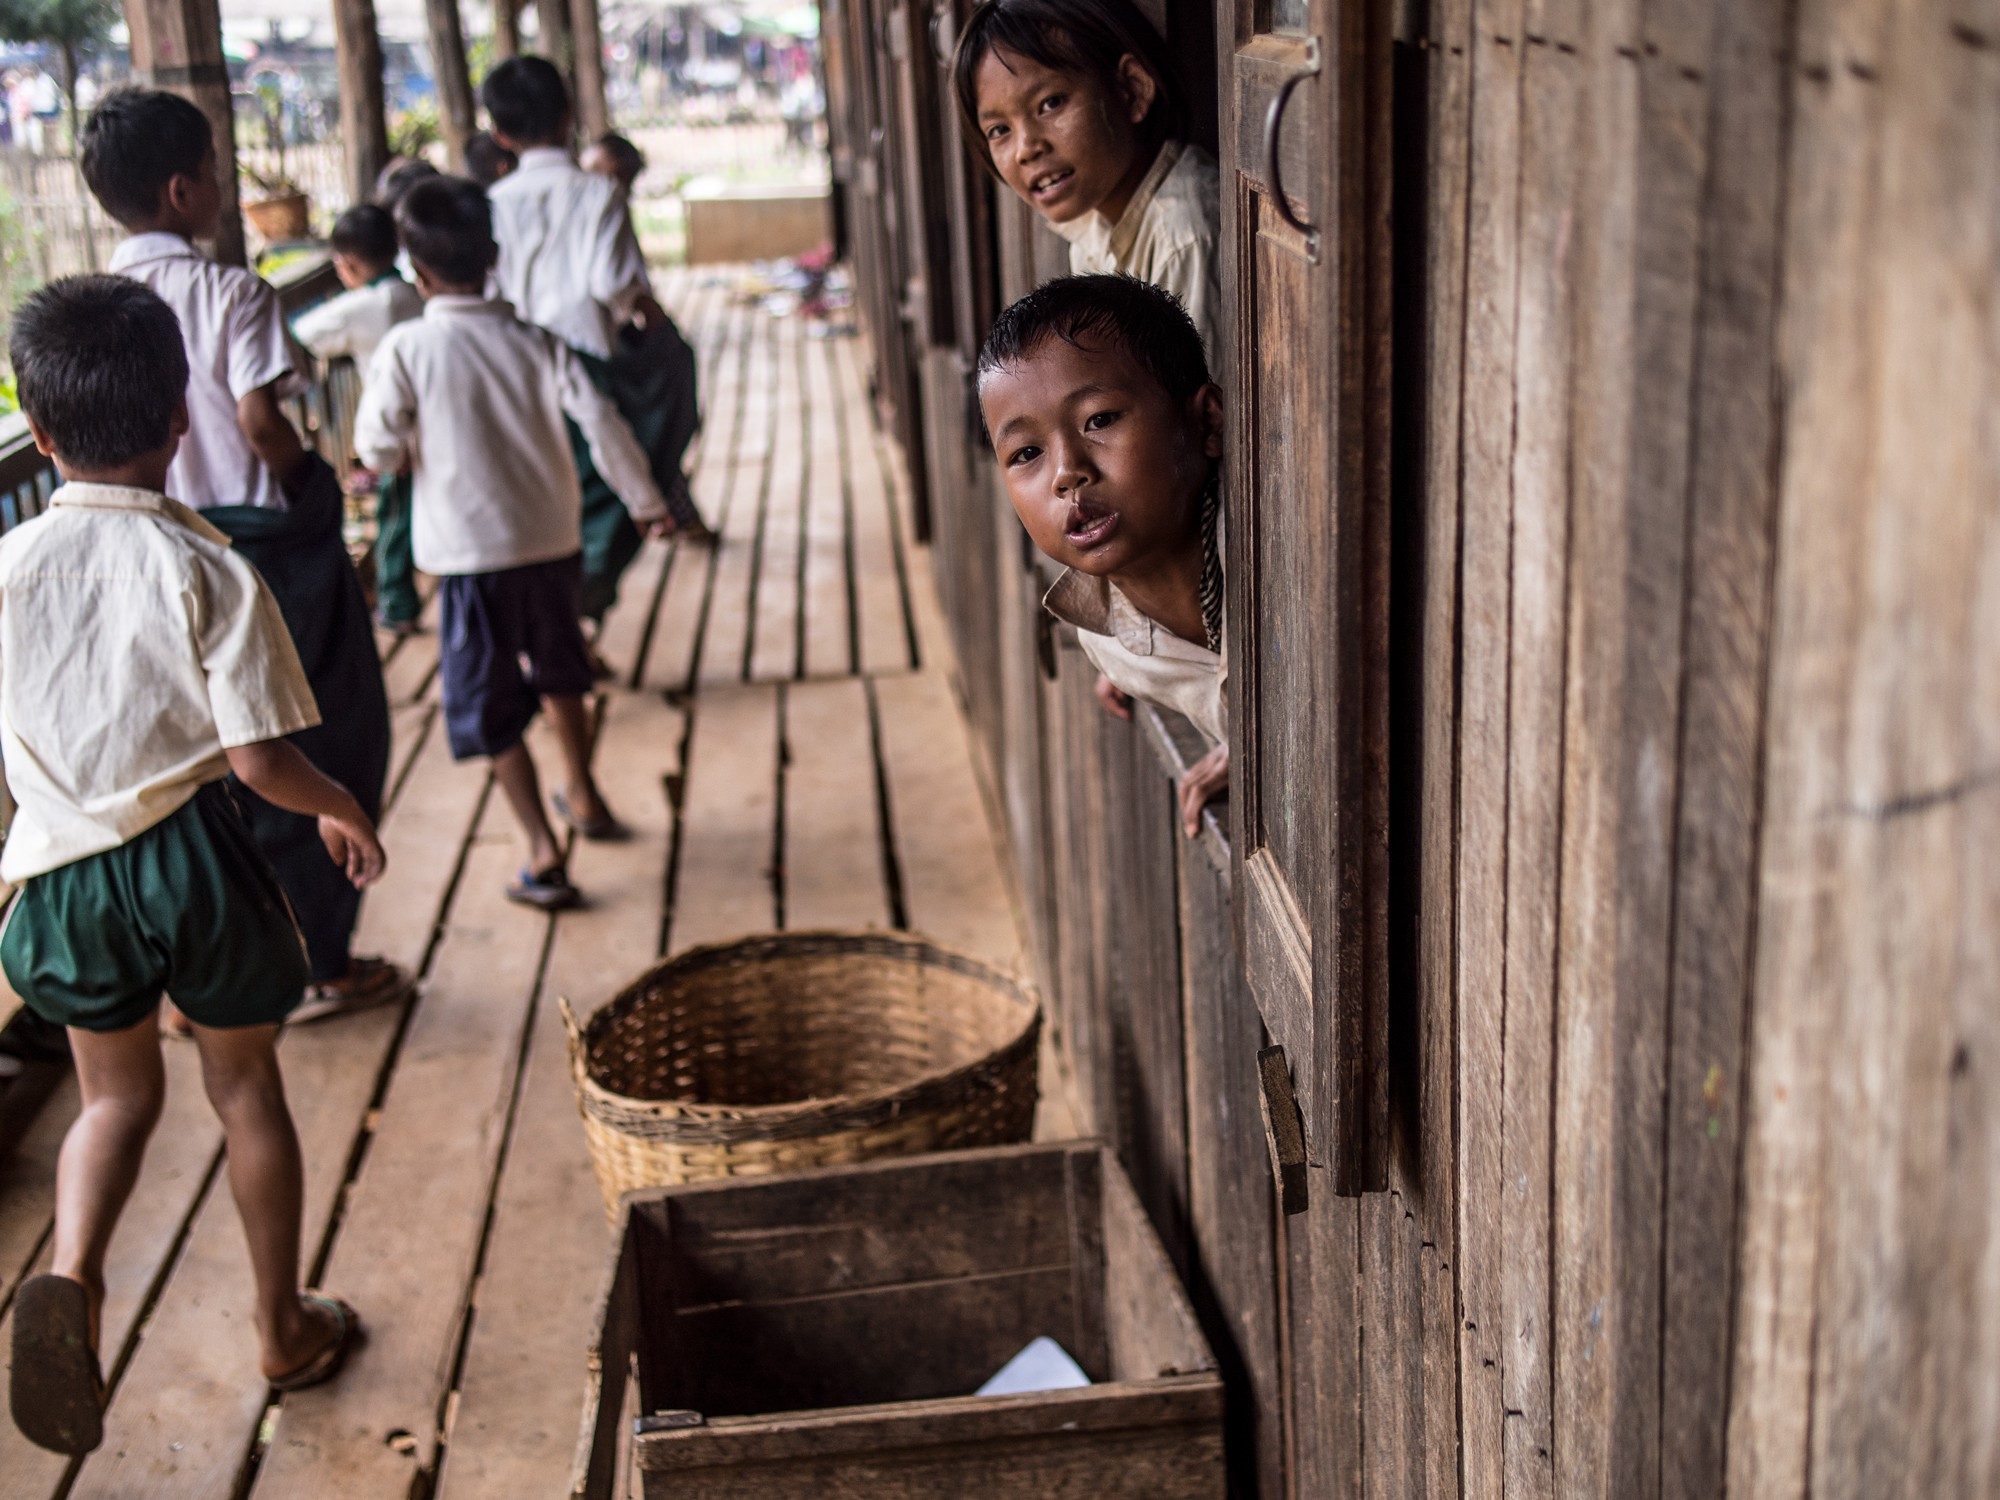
top-left (288, 957), bottom-right (413, 1025)
top-left (262, 1292), bottom-right (362, 1390)
top-left (159, 999), bottom-right (194, 1040)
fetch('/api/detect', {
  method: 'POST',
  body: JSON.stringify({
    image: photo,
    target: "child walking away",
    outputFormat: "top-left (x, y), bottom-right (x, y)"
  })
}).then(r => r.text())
top-left (978, 275), bottom-right (1228, 835)
top-left (2, 278), bottom-right (382, 1455)
top-left (464, 129), bottom-right (518, 188)
top-left (578, 131), bottom-right (712, 543)
top-left (953, 0), bottom-right (1221, 359)
top-left (483, 56), bottom-right (707, 631)
top-left (354, 176), bottom-right (673, 909)
top-left (290, 203), bottom-right (426, 635)
top-left (82, 89), bottom-right (403, 1026)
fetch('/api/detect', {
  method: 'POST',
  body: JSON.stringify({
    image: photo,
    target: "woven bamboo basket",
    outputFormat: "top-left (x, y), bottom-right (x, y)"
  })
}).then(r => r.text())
top-left (561, 930), bottom-right (1041, 1219)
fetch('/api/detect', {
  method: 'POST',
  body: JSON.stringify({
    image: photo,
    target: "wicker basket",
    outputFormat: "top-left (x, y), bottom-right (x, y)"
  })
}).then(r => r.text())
top-left (561, 930), bottom-right (1041, 1219)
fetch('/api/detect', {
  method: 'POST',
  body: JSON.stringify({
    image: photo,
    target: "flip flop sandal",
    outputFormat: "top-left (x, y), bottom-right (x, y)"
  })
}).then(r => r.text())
top-left (552, 791), bottom-right (631, 843)
top-left (506, 865), bottom-right (583, 911)
top-left (10, 1274), bottom-right (105, 1455)
top-left (288, 958), bottom-right (415, 1026)
top-left (269, 1294), bottom-right (363, 1394)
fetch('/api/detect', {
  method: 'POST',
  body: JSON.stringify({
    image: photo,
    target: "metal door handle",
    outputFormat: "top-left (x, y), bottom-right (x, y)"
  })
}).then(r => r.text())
top-left (1263, 38), bottom-right (1322, 259)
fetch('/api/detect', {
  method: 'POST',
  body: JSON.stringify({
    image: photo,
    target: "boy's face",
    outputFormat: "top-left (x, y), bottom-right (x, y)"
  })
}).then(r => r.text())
top-left (973, 46), bottom-right (1155, 225)
top-left (332, 251), bottom-right (371, 290)
top-left (980, 334), bottom-right (1222, 579)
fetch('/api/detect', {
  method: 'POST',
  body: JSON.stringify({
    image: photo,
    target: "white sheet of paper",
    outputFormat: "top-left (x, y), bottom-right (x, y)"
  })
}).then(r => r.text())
top-left (976, 1336), bottom-right (1091, 1397)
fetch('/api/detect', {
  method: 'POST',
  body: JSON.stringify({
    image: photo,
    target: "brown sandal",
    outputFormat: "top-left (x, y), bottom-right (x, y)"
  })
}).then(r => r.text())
top-left (269, 1294), bottom-right (363, 1393)
top-left (10, 1274), bottom-right (105, 1455)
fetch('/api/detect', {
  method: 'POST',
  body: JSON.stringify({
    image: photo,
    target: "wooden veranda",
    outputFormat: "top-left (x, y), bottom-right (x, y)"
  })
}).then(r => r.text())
top-left (0, 266), bottom-right (1055, 1499)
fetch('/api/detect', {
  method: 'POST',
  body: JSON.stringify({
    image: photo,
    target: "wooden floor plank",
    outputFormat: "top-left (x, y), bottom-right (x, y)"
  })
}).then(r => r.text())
top-left (800, 334), bottom-right (851, 679)
top-left (748, 318), bottom-right (807, 683)
top-left (871, 672), bottom-right (1019, 969)
top-left (782, 678), bottom-right (890, 931)
top-left (0, 1046), bottom-right (220, 1496)
top-left (435, 690), bottom-right (683, 1500)
top-left (250, 797), bottom-right (550, 1499)
top-left (696, 308), bottom-right (780, 687)
top-left (68, 712), bottom-right (492, 1499)
top-left (0, 1071), bottom-right (75, 1315)
top-left (648, 295), bottom-right (754, 696)
top-left (838, 338), bottom-right (915, 677)
top-left (667, 683), bottom-right (780, 952)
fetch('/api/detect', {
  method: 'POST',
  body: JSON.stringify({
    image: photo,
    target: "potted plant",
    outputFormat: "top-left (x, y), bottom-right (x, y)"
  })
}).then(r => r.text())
top-left (239, 79), bottom-right (310, 241)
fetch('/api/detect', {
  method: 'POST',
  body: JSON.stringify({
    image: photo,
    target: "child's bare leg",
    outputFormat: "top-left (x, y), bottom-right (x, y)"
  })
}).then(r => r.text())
top-left (52, 1016), bottom-right (168, 1342)
top-left (543, 694), bottom-right (607, 823)
top-left (492, 740), bottom-right (565, 874)
top-left (186, 1022), bottom-right (336, 1378)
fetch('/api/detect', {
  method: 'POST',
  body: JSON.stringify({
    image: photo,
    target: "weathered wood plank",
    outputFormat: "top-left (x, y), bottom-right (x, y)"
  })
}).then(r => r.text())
top-left (872, 671), bottom-right (1020, 970)
top-left (748, 316), bottom-right (808, 683)
top-left (668, 683), bottom-right (781, 952)
top-left (801, 333), bottom-right (853, 680)
top-left (839, 337), bottom-right (918, 675)
top-left (698, 308), bottom-right (783, 686)
top-left (0, 1046), bottom-right (219, 1495)
top-left (250, 794), bottom-right (550, 1497)
top-left (1453, 8), bottom-right (1524, 1490)
top-left (0, 1071), bottom-right (76, 1314)
top-left (781, 678), bottom-right (891, 932)
top-left (436, 691), bottom-right (682, 1500)
top-left (1656, 3), bottom-right (1790, 1496)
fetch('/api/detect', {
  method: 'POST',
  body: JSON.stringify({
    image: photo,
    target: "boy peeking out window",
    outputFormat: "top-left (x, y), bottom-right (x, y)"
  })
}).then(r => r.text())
top-left (978, 275), bottom-right (1227, 837)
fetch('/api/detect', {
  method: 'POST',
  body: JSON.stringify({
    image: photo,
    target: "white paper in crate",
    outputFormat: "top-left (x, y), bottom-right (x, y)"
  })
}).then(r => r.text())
top-left (977, 1336), bottom-right (1091, 1397)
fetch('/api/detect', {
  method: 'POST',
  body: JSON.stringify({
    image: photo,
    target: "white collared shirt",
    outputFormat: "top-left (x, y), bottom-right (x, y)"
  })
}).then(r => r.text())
top-left (1042, 567), bottom-right (1226, 745)
top-left (353, 295), bottom-right (668, 576)
top-left (109, 233), bottom-right (305, 512)
top-left (487, 146), bottom-right (653, 359)
top-left (290, 272), bottom-right (425, 378)
top-left (0, 483), bottom-right (320, 881)
top-left (1053, 141), bottom-right (1222, 361)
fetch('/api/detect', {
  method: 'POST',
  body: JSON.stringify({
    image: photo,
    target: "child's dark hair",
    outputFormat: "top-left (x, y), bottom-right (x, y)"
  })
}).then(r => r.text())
top-left (374, 155), bottom-right (440, 210)
top-left (592, 132), bottom-right (645, 187)
top-left (978, 274), bottom-right (1210, 400)
top-left (79, 87), bottom-right (213, 227)
top-left (463, 130), bottom-right (518, 187)
top-left (951, 0), bottom-right (1183, 164)
top-left (394, 176), bottom-right (496, 288)
top-left (481, 56), bottom-right (571, 145)
top-left (10, 276), bottom-right (189, 471)
top-left (329, 203), bottom-right (399, 266)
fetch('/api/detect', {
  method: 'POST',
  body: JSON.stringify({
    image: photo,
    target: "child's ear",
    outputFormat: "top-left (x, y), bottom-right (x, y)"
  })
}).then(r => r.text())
top-left (1193, 383), bottom-right (1225, 459)
top-left (1115, 53), bottom-right (1159, 126)
top-left (23, 412), bottom-right (56, 458)
top-left (170, 397), bottom-right (191, 442)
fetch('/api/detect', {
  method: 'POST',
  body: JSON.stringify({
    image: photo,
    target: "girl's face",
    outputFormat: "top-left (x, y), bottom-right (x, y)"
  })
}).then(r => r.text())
top-left (973, 45), bottom-right (1158, 225)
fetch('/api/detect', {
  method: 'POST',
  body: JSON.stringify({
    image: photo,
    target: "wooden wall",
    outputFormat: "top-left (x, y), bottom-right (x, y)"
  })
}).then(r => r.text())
top-left (826, 1), bottom-right (2000, 1495)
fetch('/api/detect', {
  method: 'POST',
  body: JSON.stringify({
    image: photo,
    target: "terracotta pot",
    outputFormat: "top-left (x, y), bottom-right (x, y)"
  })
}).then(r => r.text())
top-left (244, 191), bottom-right (310, 241)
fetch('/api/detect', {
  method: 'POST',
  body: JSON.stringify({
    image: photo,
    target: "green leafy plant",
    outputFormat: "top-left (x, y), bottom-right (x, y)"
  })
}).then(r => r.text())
top-left (389, 100), bottom-right (441, 160)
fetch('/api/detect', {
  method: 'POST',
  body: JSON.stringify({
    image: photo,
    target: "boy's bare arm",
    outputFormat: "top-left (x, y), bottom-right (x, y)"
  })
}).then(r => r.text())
top-left (224, 740), bottom-right (386, 887)
top-left (237, 383), bottom-right (311, 490)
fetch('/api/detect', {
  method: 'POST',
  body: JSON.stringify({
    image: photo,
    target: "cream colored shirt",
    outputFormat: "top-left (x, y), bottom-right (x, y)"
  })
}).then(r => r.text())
top-left (1054, 141), bottom-right (1222, 361)
top-left (488, 146), bottom-right (653, 360)
top-left (109, 233), bottom-right (306, 512)
top-left (290, 272), bottom-right (425, 376)
top-left (354, 296), bottom-right (668, 576)
top-left (1043, 568), bottom-right (1226, 745)
top-left (0, 484), bottom-right (320, 881)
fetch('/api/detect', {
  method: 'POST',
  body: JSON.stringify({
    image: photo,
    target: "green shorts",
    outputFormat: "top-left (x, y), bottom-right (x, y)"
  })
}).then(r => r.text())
top-left (1, 782), bottom-right (309, 1033)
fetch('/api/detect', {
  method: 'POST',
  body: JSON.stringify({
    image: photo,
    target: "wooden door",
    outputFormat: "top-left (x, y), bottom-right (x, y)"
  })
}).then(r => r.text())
top-left (1217, 0), bottom-right (1391, 1195)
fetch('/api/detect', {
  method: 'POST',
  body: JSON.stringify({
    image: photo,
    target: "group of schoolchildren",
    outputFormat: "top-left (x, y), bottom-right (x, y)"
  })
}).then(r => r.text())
top-left (2, 0), bottom-right (1232, 1460)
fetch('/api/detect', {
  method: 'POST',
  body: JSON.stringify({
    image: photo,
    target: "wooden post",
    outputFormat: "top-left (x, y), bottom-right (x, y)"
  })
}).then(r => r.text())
top-left (121, 0), bottom-right (246, 264)
top-left (535, 0), bottom-right (574, 90)
top-left (568, 0), bottom-right (608, 141)
top-left (331, 0), bottom-right (390, 208)
top-left (493, 0), bottom-right (519, 60)
top-left (426, 0), bottom-right (477, 169)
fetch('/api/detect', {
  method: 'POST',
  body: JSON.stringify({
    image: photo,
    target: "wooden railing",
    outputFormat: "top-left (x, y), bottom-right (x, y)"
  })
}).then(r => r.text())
top-left (0, 255), bottom-right (353, 532)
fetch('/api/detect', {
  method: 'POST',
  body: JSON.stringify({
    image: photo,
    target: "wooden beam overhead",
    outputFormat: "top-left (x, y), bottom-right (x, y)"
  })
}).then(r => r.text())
top-left (426, 0), bottom-right (477, 169)
top-left (331, 0), bottom-right (390, 207)
top-left (120, 0), bottom-right (245, 264)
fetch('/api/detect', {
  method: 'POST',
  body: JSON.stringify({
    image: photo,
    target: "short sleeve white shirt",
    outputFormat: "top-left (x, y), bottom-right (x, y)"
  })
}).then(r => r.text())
top-left (353, 296), bottom-right (668, 576)
top-left (109, 233), bottom-right (305, 511)
top-left (1043, 567), bottom-right (1226, 746)
top-left (0, 483), bottom-right (320, 881)
top-left (1054, 142), bottom-right (1223, 363)
top-left (487, 147), bottom-right (653, 359)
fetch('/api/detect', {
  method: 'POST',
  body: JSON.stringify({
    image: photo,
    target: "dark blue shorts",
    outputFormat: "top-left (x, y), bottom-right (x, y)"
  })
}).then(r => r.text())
top-left (438, 554), bottom-right (595, 761)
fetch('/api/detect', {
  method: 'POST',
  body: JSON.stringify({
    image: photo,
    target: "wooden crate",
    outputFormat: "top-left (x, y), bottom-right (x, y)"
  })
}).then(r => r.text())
top-left (570, 1142), bottom-right (1225, 1498)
